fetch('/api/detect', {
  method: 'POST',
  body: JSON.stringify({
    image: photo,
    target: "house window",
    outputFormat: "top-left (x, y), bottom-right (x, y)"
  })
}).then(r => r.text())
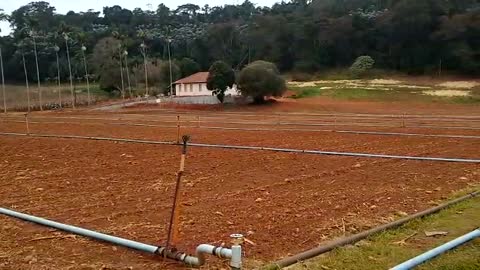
top-left (190, 84), bottom-right (193, 92)
top-left (177, 85), bottom-right (181, 93)
top-left (199, 84), bottom-right (202, 92)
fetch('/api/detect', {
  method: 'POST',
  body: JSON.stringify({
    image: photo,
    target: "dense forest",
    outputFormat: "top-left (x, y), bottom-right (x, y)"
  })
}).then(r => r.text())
top-left (0, 0), bottom-right (479, 89)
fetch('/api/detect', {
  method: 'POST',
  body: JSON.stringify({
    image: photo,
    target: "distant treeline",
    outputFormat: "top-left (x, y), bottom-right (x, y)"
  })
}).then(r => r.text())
top-left (0, 0), bottom-right (479, 85)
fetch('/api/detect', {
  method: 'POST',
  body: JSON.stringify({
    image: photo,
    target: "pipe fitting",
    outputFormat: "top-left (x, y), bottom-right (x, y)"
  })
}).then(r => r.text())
top-left (230, 234), bottom-right (244, 270)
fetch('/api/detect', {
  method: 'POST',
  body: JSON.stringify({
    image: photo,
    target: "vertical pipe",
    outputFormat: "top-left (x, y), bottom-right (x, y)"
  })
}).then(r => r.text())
top-left (32, 35), bottom-right (42, 111)
top-left (176, 115), bottom-right (180, 143)
top-left (22, 54), bottom-right (31, 113)
top-left (166, 135), bottom-right (190, 251)
top-left (0, 47), bottom-right (6, 114)
top-left (65, 35), bottom-right (75, 109)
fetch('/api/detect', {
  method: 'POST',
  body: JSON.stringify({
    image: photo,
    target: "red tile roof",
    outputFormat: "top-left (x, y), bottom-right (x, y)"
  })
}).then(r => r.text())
top-left (174, 72), bottom-right (209, 84)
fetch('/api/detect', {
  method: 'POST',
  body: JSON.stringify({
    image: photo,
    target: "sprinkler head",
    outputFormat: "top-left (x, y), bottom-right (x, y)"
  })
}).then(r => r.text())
top-left (182, 135), bottom-right (191, 144)
top-left (124, 50), bottom-right (128, 56)
top-left (54, 45), bottom-right (60, 52)
top-left (81, 45), bottom-right (87, 51)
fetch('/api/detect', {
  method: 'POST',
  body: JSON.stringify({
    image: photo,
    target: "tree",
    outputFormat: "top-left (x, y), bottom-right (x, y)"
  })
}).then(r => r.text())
top-left (350, 55), bottom-right (375, 77)
top-left (91, 37), bottom-right (122, 91)
top-left (178, 57), bottom-right (200, 77)
top-left (237, 60), bottom-right (286, 104)
top-left (206, 61), bottom-right (235, 103)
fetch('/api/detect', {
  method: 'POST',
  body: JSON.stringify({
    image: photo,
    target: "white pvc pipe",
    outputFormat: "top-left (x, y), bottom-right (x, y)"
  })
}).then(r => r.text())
top-left (0, 207), bottom-right (239, 268)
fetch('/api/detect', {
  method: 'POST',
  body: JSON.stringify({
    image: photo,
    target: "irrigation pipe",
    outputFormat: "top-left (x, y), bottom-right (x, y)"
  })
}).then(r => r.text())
top-left (390, 228), bottom-right (480, 270)
top-left (271, 190), bottom-right (480, 269)
top-left (3, 115), bottom-right (480, 130)
top-left (0, 132), bottom-right (479, 163)
top-left (2, 118), bottom-right (480, 140)
top-left (0, 207), bottom-right (243, 268)
top-left (120, 109), bottom-right (480, 120)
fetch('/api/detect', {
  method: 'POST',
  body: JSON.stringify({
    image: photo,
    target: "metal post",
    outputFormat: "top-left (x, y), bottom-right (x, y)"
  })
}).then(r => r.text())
top-left (22, 54), bottom-right (31, 113)
top-left (166, 135), bottom-right (190, 252)
top-left (54, 47), bottom-right (62, 108)
top-left (32, 34), bottom-right (42, 111)
top-left (81, 45), bottom-right (91, 105)
top-left (0, 47), bottom-right (6, 114)
top-left (64, 34), bottom-right (75, 109)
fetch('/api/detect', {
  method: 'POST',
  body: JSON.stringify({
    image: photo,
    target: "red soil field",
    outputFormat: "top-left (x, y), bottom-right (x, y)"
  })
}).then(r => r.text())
top-left (0, 103), bottom-right (479, 269)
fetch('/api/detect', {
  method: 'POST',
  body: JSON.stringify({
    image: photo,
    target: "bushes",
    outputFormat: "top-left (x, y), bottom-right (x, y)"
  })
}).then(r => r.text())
top-left (350, 56), bottom-right (375, 77)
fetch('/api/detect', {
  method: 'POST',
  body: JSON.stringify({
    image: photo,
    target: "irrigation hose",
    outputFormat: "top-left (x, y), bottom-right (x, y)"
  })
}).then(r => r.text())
top-left (271, 190), bottom-right (480, 269)
top-left (2, 118), bottom-right (479, 139)
top-left (0, 132), bottom-right (479, 163)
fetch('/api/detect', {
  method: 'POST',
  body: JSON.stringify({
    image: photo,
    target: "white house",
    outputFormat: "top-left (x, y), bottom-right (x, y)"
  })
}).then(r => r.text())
top-left (174, 72), bottom-right (238, 97)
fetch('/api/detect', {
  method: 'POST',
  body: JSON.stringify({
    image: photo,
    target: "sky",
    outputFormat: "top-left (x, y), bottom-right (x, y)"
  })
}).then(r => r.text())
top-left (0, 0), bottom-right (280, 35)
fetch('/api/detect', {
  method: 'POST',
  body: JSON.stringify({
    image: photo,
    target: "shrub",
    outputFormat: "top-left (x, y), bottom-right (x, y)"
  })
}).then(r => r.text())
top-left (350, 55), bottom-right (375, 77)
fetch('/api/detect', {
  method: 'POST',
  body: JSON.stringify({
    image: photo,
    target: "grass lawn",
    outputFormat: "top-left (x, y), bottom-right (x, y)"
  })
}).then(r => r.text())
top-left (285, 191), bottom-right (480, 270)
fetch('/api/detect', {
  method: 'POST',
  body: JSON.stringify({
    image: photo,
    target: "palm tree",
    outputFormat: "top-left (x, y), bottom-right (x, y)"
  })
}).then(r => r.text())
top-left (29, 30), bottom-right (43, 111)
top-left (0, 9), bottom-right (7, 114)
top-left (53, 45), bottom-right (62, 108)
top-left (123, 50), bottom-right (132, 98)
top-left (0, 46), bottom-right (5, 114)
top-left (78, 32), bottom-right (91, 105)
top-left (81, 45), bottom-right (91, 105)
top-left (22, 53), bottom-right (31, 112)
top-left (63, 33), bottom-right (75, 109)
top-left (138, 29), bottom-right (149, 97)
top-left (112, 31), bottom-right (125, 99)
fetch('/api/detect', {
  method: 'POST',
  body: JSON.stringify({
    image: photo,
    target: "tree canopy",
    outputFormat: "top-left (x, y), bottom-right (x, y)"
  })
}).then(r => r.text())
top-left (237, 60), bottom-right (286, 103)
top-left (0, 0), bottom-right (479, 86)
top-left (207, 60), bottom-right (235, 102)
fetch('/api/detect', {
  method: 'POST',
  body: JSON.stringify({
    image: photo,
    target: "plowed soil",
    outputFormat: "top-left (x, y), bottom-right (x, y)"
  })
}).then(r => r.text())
top-left (0, 105), bottom-right (479, 270)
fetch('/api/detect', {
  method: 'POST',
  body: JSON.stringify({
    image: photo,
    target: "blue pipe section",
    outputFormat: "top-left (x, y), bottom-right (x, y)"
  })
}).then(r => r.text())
top-left (0, 207), bottom-right (159, 253)
top-left (391, 228), bottom-right (480, 270)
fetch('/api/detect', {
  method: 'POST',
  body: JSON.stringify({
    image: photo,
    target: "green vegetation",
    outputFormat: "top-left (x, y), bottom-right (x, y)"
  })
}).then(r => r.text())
top-left (0, 0), bottom-right (479, 92)
top-left (237, 60), bottom-right (286, 103)
top-left (207, 60), bottom-right (235, 103)
top-left (289, 83), bottom-right (480, 104)
top-left (350, 56), bottom-right (375, 78)
top-left (288, 193), bottom-right (480, 270)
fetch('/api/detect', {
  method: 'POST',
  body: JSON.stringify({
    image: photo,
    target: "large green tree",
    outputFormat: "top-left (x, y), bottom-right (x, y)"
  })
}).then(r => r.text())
top-left (206, 60), bottom-right (235, 103)
top-left (237, 60), bottom-right (286, 104)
